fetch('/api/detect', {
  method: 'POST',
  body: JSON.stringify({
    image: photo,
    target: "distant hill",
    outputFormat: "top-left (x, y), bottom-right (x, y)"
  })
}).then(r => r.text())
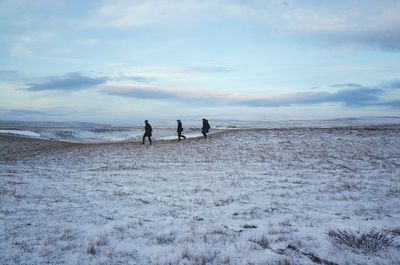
top-left (0, 120), bottom-right (103, 127)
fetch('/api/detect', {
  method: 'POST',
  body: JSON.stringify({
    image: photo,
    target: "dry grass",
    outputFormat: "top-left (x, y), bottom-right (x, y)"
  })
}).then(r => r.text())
top-left (328, 229), bottom-right (398, 254)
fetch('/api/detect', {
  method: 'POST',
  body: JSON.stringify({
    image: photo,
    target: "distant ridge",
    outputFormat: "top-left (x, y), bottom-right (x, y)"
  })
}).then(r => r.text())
top-left (0, 120), bottom-right (103, 127)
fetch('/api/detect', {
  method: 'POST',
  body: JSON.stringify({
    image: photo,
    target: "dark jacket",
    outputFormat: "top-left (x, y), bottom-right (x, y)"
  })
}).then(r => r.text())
top-left (202, 120), bottom-right (210, 133)
top-left (144, 122), bottom-right (152, 136)
top-left (177, 121), bottom-right (183, 133)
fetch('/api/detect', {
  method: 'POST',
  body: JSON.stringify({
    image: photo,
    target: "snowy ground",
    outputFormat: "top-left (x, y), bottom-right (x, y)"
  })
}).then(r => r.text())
top-left (0, 125), bottom-right (203, 143)
top-left (1, 126), bottom-right (400, 264)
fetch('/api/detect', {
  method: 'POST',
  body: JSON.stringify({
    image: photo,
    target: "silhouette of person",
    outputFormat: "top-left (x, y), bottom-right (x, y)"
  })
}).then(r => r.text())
top-left (202, 118), bottom-right (210, 139)
top-left (177, 120), bottom-right (186, 141)
top-left (142, 120), bottom-right (152, 144)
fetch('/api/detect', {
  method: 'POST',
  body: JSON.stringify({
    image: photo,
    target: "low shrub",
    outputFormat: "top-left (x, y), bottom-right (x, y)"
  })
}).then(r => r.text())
top-left (327, 229), bottom-right (398, 254)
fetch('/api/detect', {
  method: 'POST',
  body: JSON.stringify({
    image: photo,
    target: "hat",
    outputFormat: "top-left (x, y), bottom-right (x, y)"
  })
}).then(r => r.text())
top-left (144, 120), bottom-right (148, 122)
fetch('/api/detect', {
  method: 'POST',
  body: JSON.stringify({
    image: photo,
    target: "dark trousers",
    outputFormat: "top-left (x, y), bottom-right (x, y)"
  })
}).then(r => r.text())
top-left (142, 134), bottom-right (152, 144)
top-left (178, 131), bottom-right (186, 141)
top-left (202, 131), bottom-right (207, 139)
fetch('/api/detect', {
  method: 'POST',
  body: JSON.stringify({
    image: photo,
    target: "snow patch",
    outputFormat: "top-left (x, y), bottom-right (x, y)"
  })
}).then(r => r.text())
top-left (0, 129), bottom-right (40, 137)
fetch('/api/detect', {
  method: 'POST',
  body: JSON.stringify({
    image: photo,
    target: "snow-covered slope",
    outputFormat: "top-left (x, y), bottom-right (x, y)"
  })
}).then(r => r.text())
top-left (0, 126), bottom-right (205, 143)
top-left (1, 117), bottom-right (399, 143)
top-left (1, 126), bottom-right (400, 264)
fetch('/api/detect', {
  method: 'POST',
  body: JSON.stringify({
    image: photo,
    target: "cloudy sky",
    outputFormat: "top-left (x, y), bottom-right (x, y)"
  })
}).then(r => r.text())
top-left (1, 0), bottom-right (400, 124)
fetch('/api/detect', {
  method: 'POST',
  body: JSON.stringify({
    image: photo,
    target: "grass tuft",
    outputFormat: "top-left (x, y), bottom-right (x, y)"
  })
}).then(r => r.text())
top-left (155, 232), bottom-right (175, 245)
top-left (327, 229), bottom-right (398, 254)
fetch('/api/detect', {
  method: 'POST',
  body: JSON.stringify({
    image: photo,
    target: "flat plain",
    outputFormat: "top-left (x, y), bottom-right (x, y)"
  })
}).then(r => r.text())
top-left (1, 127), bottom-right (400, 264)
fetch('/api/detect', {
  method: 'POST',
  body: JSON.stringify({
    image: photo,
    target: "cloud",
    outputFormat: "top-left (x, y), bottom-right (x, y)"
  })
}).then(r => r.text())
top-left (238, 92), bottom-right (327, 107)
top-left (330, 79), bottom-right (400, 91)
top-left (281, 9), bottom-right (352, 33)
top-left (382, 100), bottom-right (400, 108)
top-left (112, 74), bottom-right (156, 83)
top-left (1, 108), bottom-right (67, 117)
top-left (327, 88), bottom-right (383, 106)
top-left (383, 79), bottom-right (400, 89)
top-left (87, 0), bottom-right (211, 28)
top-left (238, 81), bottom-right (400, 108)
top-left (329, 83), bottom-right (365, 89)
top-left (102, 85), bottom-right (177, 99)
top-left (260, 3), bottom-right (400, 51)
top-left (269, 4), bottom-right (400, 51)
top-left (20, 67), bottom-right (229, 93)
top-left (25, 72), bottom-right (108, 91)
top-left (86, 1), bottom-right (400, 51)
top-left (18, 70), bottom-right (400, 109)
top-left (86, 0), bottom-right (277, 30)
top-left (102, 82), bottom-right (399, 109)
top-left (123, 75), bottom-right (156, 83)
top-left (102, 85), bottom-right (237, 105)
top-left (235, 88), bottom-right (398, 108)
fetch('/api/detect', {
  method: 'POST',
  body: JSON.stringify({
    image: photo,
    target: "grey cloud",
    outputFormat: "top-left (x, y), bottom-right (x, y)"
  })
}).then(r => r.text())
top-left (239, 92), bottom-right (329, 107)
top-left (383, 79), bottom-right (400, 89)
top-left (384, 100), bottom-right (400, 109)
top-left (96, 77), bottom-right (400, 109)
top-left (239, 88), bottom-right (385, 107)
top-left (103, 86), bottom-right (177, 100)
top-left (329, 83), bottom-right (365, 88)
top-left (2, 109), bottom-right (67, 117)
top-left (25, 72), bottom-right (108, 91)
top-left (102, 86), bottom-right (228, 105)
top-left (330, 80), bottom-right (400, 91)
top-left (328, 88), bottom-right (383, 106)
top-left (124, 75), bottom-right (156, 83)
top-left (112, 74), bottom-right (156, 83)
top-left (103, 84), bottom-right (398, 109)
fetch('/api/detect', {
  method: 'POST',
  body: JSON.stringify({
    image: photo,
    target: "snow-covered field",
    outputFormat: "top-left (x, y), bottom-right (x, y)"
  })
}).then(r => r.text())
top-left (1, 123), bottom-right (400, 264)
top-left (0, 125), bottom-right (202, 143)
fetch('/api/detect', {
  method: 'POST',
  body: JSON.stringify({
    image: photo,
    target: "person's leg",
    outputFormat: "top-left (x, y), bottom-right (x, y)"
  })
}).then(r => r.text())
top-left (148, 136), bottom-right (152, 144)
top-left (142, 134), bottom-right (146, 144)
top-left (178, 132), bottom-right (181, 141)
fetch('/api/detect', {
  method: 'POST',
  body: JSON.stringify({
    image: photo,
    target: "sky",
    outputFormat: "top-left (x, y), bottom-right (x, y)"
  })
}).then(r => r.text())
top-left (1, 0), bottom-right (400, 124)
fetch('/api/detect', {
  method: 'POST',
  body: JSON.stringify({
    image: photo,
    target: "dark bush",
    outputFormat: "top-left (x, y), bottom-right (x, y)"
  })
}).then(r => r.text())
top-left (328, 229), bottom-right (398, 254)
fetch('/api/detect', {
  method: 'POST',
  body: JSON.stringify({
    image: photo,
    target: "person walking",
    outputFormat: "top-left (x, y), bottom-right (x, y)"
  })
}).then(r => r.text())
top-left (177, 120), bottom-right (186, 141)
top-left (202, 118), bottom-right (210, 139)
top-left (142, 120), bottom-right (152, 144)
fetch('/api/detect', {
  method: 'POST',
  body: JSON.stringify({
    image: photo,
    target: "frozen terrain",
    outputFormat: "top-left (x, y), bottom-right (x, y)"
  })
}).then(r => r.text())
top-left (1, 121), bottom-right (400, 264)
top-left (0, 124), bottom-right (203, 143)
top-left (1, 116), bottom-right (399, 143)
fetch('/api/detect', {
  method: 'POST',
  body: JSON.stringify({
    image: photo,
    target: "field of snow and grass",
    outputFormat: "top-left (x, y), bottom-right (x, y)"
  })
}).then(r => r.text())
top-left (1, 120), bottom-right (400, 264)
top-left (0, 124), bottom-right (201, 143)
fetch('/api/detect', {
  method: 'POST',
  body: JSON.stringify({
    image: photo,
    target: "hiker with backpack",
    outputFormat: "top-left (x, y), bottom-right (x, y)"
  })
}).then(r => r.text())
top-left (177, 120), bottom-right (186, 141)
top-left (142, 120), bottom-right (152, 144)
top-left (202, 118), bottom-right (210, 139)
